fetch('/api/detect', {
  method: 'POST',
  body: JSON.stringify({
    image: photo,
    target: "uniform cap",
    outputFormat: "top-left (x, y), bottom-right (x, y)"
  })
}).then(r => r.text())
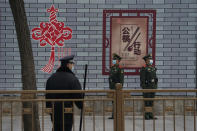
top-left (143, 54), bottom-right (152, 61)
top-left (60, 55), bottom-right (75, 63)
top-left (113, 53), bottom-right (122, 60)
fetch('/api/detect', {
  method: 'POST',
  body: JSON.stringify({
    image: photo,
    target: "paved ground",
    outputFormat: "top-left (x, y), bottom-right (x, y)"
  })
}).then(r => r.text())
top-left (1, 115), bottom-right (197, 131)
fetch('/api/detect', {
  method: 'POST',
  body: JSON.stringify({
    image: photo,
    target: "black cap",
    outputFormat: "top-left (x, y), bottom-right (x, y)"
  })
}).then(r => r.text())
top-left (60, 55), bottom-right (75, 64)
top-left (113, 53), bottom-right (122, 60)
top-left (143, 54), bottom-right (152, 61)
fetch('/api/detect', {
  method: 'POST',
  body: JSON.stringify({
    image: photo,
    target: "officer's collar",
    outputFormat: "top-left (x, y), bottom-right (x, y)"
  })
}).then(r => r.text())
top-left (113, 64), bottom-right (119, 66)
top-left (146, 63), bottom-right (152, 67)
top-left (56, 66), bottom-right (75, 75)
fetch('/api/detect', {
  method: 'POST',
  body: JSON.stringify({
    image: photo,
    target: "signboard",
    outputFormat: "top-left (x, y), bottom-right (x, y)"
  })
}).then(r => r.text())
top-left (102, 10), bottom-right (156, 75)
top-left (110, 16), bottom-right (148, 68)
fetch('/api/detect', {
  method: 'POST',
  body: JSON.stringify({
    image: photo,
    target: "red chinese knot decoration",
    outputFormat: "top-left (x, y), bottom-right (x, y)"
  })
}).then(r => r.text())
top-left (32, 5), bottom-right (72, 73)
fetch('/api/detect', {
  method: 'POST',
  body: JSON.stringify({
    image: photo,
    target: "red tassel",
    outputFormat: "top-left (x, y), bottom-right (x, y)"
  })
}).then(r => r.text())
top-left (42, 46), bottom-right (55, 73)
top-left (57, 47), bottom-right (61, 68)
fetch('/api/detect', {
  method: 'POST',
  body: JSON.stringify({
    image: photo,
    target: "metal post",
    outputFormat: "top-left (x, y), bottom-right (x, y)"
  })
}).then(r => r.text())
top-left (115, 83), bottom-right (124, 131)
top-left (196, 47), bottom-right (197, 111)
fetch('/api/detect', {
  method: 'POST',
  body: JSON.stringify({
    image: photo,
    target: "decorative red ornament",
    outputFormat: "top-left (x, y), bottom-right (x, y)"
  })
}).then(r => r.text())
top-left (32, 5), bottom-right (72, 73)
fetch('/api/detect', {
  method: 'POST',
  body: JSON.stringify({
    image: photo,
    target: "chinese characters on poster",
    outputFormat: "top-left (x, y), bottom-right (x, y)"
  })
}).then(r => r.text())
top-left (111, 17), bottom-right (148, 68)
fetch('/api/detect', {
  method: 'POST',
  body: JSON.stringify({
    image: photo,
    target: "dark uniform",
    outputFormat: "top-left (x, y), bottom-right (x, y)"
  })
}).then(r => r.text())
top-left (140, 54), bottom-right (158, 120)
top-left (46, 55), bottom-right (83, 131)
top-left (108, 53), bottom-right (124, 119)
top-left (109, 54), bottom-right (124, 89)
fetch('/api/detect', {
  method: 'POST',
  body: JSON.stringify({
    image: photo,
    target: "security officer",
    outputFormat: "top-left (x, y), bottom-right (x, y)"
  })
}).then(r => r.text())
top-left (108, 53), bottom-right (124, 119)
top-left (140, 54), bottom-right (158, 120)
top-left (45, 55), bottom-right (83, 131)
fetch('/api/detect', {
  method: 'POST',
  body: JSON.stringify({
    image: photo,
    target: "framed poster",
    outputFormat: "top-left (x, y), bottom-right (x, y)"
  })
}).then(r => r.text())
top-left (102, 10), bottom-right (156, 75)
top-left (110, 16), bottom-right (148, 69)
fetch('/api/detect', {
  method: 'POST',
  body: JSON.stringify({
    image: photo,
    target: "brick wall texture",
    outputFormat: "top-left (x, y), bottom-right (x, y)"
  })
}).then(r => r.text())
top-left (0, 0), bottom-right (196, 91)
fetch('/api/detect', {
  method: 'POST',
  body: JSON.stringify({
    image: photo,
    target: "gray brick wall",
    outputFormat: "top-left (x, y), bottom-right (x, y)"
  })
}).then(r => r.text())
top-left (0, 0), bottom-right (196, 91)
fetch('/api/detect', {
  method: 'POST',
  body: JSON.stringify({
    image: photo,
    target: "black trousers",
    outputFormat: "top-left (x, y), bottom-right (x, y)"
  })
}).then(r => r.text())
top-left (143, 92), bottom-right (155, 119)
top-left (50, 103), bottom-right (73, 131)
top-left (111, 101), bottom-right (114, 117)
top-left (143, 92), bottom-right (155, 106)
top-left (50, 114), bottom-right (73, 131)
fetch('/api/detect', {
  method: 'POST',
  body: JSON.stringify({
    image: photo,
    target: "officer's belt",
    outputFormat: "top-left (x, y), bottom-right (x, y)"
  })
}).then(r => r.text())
top-left (146, 79), bottom-right (155, 84)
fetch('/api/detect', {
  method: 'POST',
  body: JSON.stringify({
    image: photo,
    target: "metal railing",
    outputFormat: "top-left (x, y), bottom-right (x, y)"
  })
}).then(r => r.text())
top-left (122, 89), bottom-right (197, 131)
top-left (0, 90), bottom-right (115, 131)
top-left (0, 84), bottom-right (197, 131)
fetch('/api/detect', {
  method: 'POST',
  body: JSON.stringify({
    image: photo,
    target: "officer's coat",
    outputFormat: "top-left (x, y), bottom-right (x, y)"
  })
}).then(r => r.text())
top-left (109, 64), bottom-right (124, 89)
top-left (45, 69), bottom-right (83, 131)
top-left (140, 65), bottom-right (158, 89)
